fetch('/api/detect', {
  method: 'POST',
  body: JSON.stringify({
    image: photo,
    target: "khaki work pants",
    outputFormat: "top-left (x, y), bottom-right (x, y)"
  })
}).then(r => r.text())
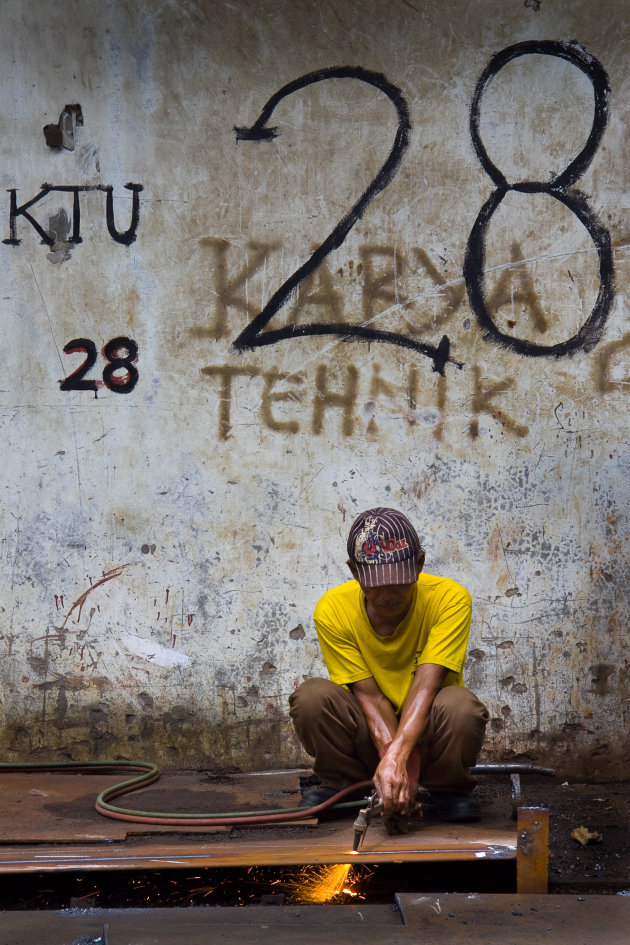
top-left (289, 677), bottom-right (489, 793)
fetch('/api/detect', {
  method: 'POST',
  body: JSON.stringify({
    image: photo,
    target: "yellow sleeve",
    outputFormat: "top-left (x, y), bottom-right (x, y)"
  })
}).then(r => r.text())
top-left (314, 594), bottom-right (373, 687)
top-left (415, 584), bottom-right (471, 674)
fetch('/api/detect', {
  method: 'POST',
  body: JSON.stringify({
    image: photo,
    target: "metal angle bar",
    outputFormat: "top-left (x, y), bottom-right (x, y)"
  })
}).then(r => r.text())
top-left (516, 806), bottom-right (549, 894)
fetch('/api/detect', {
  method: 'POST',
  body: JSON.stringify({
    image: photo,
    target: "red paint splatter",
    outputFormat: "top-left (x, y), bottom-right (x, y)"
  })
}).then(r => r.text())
top-left (21, 675), bottom-right (29, 683)
top-left (165, 588), bottom-right (170, 604)
top-left (29, 631), bottom-right (64, 652)
top-left (187, 614), bottom-right (194, 626)
top-left (172, 634), bottom-right (177, 647)
top-left (62, 564), bottom-right (132, 626)
top-left (54, 594), bottom-right (64, 610)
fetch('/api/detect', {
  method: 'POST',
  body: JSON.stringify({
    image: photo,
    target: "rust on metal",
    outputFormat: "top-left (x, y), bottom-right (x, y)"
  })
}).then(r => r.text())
top-left (516, 806), bottom-right (549, 894)
top-left (0, 821), bottom-right (518, 873)
top-left (0, 769), bottom-right (519, 876)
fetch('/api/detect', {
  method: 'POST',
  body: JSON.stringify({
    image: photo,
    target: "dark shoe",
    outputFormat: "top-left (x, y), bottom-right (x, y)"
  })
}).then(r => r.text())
top-left (298, 784), bottom-right (342, 810)
top-left (298, 772), bottom-right (322, 793)
top-left (429, 791), bottom-right (481, 823)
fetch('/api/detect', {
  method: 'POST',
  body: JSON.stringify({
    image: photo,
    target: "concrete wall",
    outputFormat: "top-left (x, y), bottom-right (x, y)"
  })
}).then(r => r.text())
top-left (1, 0), bottom-right (629, 779)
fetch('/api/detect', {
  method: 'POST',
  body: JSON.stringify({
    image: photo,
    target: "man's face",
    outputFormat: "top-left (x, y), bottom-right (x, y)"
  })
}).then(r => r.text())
top-left (347, 558), bottom-right (423, 623)
top-left (360, 580), bottom-right (417, 621)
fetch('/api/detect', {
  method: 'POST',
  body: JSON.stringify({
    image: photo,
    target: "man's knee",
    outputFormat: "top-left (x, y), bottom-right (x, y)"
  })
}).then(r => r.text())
top-left (289, 677), bottom-right (338, 718)
top-left (289, 677), bottom-right (366, 742)
top-left (433, 686), bottom-right (489, 733)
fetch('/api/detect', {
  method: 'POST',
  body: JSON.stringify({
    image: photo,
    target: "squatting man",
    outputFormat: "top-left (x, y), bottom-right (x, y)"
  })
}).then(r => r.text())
top-left (289, 507), bottom-right (489, 822)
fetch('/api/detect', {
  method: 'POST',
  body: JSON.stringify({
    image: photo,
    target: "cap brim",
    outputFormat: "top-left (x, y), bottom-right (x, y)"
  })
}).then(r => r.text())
top-left (354, 557), bottom-right (419, 587)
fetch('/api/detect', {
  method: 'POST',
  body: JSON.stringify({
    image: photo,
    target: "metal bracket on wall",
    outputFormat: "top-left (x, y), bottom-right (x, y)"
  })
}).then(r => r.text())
top-left (43, 104), bottom-right (84, 150)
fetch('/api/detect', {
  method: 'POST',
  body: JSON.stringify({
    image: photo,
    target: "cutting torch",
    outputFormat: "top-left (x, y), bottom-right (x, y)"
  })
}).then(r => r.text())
top-left (352, 792), bottom-right (384, 852)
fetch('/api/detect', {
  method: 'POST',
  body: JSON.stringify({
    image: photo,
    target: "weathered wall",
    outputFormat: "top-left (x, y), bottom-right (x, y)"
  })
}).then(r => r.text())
top-left (1, 0), bottom-right (629, 779)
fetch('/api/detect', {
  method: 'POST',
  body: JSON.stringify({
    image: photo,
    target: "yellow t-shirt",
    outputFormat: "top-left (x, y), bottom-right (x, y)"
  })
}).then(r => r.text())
top-left (313, 573), bottom-right (471, 714)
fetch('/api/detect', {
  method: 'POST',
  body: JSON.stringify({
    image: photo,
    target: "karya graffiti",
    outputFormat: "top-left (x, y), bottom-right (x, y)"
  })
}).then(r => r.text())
top-left (232, 41), bottom-right (613, 368)
top-left (197, 238), bottom-right (555, 349)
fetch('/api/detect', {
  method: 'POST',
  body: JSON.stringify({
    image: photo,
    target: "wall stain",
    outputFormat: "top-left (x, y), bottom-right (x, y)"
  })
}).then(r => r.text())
top-left (594, 330), bottom-right (630, 392)
top-left (46, 208), bottom-right (74, 264)
top-left (590, 663), bottom-right (615, 696)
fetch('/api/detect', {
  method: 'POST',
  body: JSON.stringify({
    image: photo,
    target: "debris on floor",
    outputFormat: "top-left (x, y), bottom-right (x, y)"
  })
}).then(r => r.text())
top-left (571, 826), bottom-right (603, 846)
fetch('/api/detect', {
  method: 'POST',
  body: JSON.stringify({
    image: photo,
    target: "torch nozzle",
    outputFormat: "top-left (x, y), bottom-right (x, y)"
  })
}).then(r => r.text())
top-left (351, 793), bottom-right (383, 852)
top-left (352, 807), bottom-right (369, 852)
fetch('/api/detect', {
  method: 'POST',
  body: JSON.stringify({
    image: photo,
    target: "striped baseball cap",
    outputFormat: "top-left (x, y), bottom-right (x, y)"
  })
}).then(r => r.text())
top-left (347, 508), bottom-right (423, 587)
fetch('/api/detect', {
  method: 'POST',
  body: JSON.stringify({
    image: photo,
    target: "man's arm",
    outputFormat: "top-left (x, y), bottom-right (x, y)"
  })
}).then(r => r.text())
top-left (349, 676), bottom-right (399, 756)
top-left (354, 663), bottom-right (447, 814)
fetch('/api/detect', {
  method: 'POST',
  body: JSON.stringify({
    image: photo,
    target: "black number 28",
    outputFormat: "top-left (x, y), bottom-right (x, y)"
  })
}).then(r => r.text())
top-left (60, 336), bottom-right (139, 394)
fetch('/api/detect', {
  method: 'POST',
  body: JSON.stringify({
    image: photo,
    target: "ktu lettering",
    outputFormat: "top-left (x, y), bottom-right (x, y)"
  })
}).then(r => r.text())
top-left (3, 182), bottom-right (143, 246)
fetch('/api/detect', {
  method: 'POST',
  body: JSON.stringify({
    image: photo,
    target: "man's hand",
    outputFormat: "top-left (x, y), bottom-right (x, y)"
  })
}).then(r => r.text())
top-left (374, 743), bottom-right (421, 815)
top-left (350, 664), bottom-right (446, 815)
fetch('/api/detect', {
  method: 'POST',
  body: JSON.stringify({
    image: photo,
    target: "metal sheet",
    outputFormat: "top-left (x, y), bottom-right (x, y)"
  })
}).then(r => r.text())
top-left (0, 820), bottom-right (517, 873)
top-left (0, 769), bottom-right (517, 873)
top-left (0, 897), bottom-right (627, 945)
top-left (0, 770), bottom-right (317, 843)
top-left (396, 893), bottom-right (630, 944)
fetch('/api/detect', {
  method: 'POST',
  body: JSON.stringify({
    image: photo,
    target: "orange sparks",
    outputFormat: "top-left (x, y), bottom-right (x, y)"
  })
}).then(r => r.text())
top-left (288, 863), bottom-right (356, 904)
